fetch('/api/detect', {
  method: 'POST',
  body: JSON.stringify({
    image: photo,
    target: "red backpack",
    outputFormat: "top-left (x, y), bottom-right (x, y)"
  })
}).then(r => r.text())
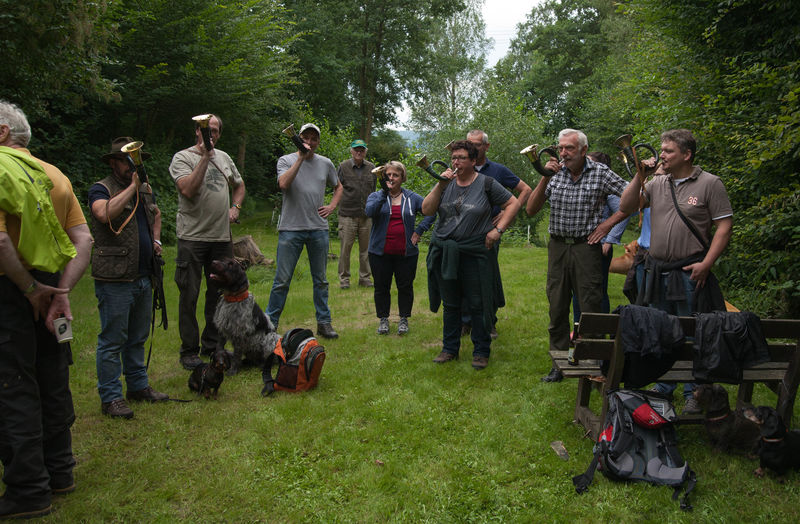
top-left (261, 328), bottom-right (325, 395)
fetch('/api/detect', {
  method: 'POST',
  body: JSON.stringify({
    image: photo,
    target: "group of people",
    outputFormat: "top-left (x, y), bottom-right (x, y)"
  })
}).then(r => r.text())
top-left (0, 93), bottom-right (733, 518)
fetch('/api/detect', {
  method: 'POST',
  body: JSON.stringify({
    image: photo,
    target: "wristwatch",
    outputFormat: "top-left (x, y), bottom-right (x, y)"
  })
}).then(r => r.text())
top-left (495, 227), bottom-right (504, 234)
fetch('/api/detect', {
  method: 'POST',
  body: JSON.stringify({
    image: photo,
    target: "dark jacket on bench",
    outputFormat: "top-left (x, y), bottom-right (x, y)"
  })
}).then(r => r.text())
top-left (693, 311), bottom-right (770, 383)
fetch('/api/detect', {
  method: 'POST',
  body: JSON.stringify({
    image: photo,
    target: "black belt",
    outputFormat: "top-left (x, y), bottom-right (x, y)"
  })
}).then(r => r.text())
top-left (551, 235), bottom-right (588, 245)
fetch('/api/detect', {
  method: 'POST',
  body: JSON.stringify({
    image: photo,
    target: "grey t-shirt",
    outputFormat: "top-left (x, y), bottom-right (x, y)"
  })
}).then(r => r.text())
top-left (433, 174), bottom-right (512, 241)
top-left (277, 152), bottom-right (339, 231)
top-left (169, 148), bottom-right (243, 242)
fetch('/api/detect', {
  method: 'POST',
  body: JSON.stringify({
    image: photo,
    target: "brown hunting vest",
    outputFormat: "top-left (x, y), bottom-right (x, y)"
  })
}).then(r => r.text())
top-left (90, 175), bottom-right (157, 281)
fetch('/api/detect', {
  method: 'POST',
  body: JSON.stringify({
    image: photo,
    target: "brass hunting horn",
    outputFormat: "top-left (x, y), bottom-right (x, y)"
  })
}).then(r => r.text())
top-left (121, 141), bottom-right (149, 184)
top-left (520, 144), bottom-right (560, 177)
top-left (281, 123), bottom-right (310, 154)
top-left (613, 134), bottom-right (659, 178)
top-left (371, 165), bottom-right (389, 191)
top-left (415, 155), bottom-right (449, 181)
top-left (192, 114), bottom-right (214, 151)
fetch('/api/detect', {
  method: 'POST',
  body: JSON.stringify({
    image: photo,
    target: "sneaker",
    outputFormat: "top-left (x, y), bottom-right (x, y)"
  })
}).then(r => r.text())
top-left (317, 322), bottom-right (339, 339)
top-left (682, 396), bottom-right (702, 415)
top-left (472, 356), bottom-right (489, 370)
top-left (377, 317), bottom-right (389, 335)
top-left (398, 317), bottom-right (409, 335)
top-left (180, 354), bottom-right (203, 370)
top-left (0, 496), bottom-right (52, 520)
top-left (101, 398), bottom-right (134, 419)
top-left (126, 385), bottom-right (169, 403)
top-left (432, 351), bottom-right (458, 363)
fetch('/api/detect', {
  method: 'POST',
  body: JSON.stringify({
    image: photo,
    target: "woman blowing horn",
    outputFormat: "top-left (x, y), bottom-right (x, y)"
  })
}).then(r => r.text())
top-left (421, 140), bottom-right (520, 370)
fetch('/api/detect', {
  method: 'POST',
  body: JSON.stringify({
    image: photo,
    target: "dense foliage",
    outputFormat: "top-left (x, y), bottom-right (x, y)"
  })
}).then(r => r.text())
top-left (1, 0), bottom-right (798, 314)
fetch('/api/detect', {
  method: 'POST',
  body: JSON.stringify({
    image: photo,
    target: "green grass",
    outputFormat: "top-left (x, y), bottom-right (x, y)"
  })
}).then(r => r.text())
top-left (19, 209), bottom-right (800, 522)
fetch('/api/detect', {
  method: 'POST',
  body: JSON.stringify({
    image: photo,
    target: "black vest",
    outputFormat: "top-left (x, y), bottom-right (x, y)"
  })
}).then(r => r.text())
top-left (90, 175), bottom-right (157, 281)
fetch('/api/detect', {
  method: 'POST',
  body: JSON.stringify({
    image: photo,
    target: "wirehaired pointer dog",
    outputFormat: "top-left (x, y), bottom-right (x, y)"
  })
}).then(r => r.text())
top-left (693, 384), bottom-right (760, 454)
top-left (209, 258), bottom-right (280, 375)
top-left (742, 406), bottom-right (800, 478)
top-left (188, 349), bottom-right (231, 399)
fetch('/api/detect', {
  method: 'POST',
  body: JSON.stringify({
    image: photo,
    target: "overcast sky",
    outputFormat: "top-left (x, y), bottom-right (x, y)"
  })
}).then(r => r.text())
top-left (483, 0), bottom-right (536, 67)
top-left (395, 1), bottom-right (536, 127)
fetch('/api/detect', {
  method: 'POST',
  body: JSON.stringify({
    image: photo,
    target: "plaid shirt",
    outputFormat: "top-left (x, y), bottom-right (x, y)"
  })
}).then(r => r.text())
top-left (544, 157), bottom-right (627, 237)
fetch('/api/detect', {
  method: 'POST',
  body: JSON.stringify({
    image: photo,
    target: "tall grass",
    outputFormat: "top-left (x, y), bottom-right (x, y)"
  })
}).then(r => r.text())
top-left (18, 209), bottom-right (799, 522)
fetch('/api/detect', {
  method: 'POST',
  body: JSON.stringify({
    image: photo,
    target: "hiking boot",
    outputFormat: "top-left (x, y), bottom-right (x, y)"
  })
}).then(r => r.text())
top-left (377, 317), bottom-right (389, 335)
top-left (682, 396), bottom-right (702, 415)
top-left (433, 351), bottom-right (458, 363)
top-left (489, 326), bottom-right (498, 340)
top-left (51, 482), bottom-right (76, 496)
top-left (340, 281), bottom-right (350, 289)
top-left (101, 398), bottom-right (134, 419)
top-left (461, 323), bottom-right (471, 337)
top-left (541, 366), bottom-right (563, 383)
top-left (359, 280), bottom-right (374, 288)
top-left (0, 496), bottom-right (52, 520)
top-left (127, 385), bottom-right (169, 403)
top-left (472, 356), bottom-right (489, 370)
top-left (180, 354), bottom-right (203, 370)
top-left (398, 317), bottom-right (409, 335)
top-left (317, 323), bottom-right (339, 339)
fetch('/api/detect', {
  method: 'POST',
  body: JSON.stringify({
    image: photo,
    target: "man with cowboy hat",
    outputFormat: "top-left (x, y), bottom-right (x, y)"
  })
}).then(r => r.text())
top-left (88, 137), bottom-right (169, 419)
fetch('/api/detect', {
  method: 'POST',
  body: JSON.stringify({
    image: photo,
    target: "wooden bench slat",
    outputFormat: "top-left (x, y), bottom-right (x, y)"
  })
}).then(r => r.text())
top-left (560, 312), bottom-right (800, 440)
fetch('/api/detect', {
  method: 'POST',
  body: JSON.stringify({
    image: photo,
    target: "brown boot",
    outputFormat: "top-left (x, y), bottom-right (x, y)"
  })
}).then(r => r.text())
top-left (102, 398), bottom-right (134, 419)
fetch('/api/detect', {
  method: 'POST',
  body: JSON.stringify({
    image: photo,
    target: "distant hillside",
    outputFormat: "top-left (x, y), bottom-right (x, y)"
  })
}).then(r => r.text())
top-left (394, 129), bottom-right (421, 147)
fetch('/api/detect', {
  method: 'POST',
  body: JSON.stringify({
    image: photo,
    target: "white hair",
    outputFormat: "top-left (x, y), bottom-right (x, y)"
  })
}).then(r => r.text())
top-left (0, 100), bottom-right (32, 147)
top-left (558, 128), bottom-right (588, 149)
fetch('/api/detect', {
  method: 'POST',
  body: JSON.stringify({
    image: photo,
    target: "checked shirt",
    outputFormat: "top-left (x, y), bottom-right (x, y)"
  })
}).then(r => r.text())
top-left (544, 157), bottom-right (627, 238)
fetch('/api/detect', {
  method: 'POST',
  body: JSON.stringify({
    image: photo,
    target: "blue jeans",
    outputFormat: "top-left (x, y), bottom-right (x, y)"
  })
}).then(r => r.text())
top-left (266, 230), bottom-right (331, 326)
top-left (650, 270), bottom-right (695, 399)
top-left (95, 277), bottom-right (151, 402)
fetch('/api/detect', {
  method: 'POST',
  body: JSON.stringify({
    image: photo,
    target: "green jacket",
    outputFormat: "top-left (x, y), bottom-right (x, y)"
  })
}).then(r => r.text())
top-left (0, 146), bottom-right (76, 272)
top-left (426, 234), bottom-right (505, 330)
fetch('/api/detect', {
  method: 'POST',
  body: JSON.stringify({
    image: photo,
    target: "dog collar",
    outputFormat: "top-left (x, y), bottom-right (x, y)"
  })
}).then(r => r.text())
top-left (223, 290), bottom-right (250, 303)
top-left (706, 411), bottom-right (731, 422)
top-left (762, 436), bottom-right (784, 443)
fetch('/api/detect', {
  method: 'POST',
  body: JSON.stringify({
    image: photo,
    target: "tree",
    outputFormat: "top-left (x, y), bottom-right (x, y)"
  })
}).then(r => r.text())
top-left (283, 0), bottom-right (465, 140)
top-left (0, 0), bottom-right (119, 119)
top-left (406, 0), bottom-right (491, 131)
top-left (493, 0), bottom-right (615, 134)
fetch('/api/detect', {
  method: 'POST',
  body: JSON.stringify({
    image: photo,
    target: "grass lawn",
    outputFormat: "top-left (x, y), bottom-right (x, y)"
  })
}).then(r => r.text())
top-left (23, 208), bottom-right (799, 522)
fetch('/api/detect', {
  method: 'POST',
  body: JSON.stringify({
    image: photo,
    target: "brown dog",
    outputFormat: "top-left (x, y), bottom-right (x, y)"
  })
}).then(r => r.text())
top-left (609, 239), bottom-right (638, 275)
top-left (693, 384), bottom-right (760, 454)
top-left (188, 349), bottom-right (231, 399)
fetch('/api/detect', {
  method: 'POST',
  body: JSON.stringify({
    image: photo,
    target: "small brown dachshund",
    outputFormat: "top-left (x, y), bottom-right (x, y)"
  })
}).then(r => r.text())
top-left (188, 349), bottom-right (231, 399)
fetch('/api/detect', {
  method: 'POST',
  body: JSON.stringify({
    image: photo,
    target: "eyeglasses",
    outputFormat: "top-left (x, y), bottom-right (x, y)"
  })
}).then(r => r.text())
top-left (450, 155), bottom-right (469, 161)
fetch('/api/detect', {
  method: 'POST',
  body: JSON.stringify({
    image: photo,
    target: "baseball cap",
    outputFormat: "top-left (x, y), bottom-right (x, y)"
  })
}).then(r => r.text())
top-left (350, 139), bottom-right (368, 149)
top-left (299, 123), bottom-right (320, 136)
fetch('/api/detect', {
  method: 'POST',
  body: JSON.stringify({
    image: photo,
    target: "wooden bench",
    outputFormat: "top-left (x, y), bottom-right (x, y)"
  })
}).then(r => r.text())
top-left (550, 312), bottom-right (800, 440)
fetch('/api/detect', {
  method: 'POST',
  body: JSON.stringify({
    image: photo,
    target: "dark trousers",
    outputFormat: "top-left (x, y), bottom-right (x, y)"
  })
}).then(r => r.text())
top-left (572, 246), bottom-right (614, 322)
top-left (439, 253), bottom-right (491, 358)
top-left (175, 239), bottom-right (233, 355)
top-left (0, 273), bottom-right (75, 506)
top-left (369, 252), bottom-right (418, 318)
top-left (547, 239), bottom-right (603, 351)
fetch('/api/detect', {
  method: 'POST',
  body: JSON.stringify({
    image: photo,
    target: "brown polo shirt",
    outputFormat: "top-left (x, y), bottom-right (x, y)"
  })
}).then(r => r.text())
top-left (645, 166), bottom-right (732, 261)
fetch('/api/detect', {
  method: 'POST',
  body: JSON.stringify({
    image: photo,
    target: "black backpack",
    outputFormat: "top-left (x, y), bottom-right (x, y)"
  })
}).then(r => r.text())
top-left (572, 389), bottom-right (696, 511)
